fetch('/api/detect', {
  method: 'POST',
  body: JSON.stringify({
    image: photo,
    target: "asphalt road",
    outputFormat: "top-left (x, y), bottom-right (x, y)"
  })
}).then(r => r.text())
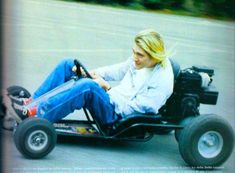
top-left (2, 0), bottom-right (235, 172)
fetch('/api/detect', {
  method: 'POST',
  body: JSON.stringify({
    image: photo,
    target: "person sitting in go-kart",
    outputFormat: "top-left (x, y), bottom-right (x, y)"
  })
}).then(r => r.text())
top-left (6, 29), bottom-right (174, 128)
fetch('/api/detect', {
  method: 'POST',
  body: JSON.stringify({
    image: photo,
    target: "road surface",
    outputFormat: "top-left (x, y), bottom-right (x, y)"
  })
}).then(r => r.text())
top-left (2, 0), bottom-right (235, 172)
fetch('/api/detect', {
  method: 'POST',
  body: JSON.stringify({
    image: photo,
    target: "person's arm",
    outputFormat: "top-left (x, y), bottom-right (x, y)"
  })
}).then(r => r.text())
top-left (92, 75), bottom-right (111, 91)
top-left (122, 85), bottom-right (173, 115)
top-left (94, 57), bottom-right (132, 81)
top-left (122, 58), bottom-right (174, 115)
top-left (87, 58), bottom-right (132, 91)
top-left (122, 66), bottom-right (174, 115)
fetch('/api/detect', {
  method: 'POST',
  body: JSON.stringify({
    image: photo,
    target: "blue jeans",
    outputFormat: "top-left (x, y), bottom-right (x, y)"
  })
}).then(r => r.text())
top-left (32, 59), bottom-right (119, 125)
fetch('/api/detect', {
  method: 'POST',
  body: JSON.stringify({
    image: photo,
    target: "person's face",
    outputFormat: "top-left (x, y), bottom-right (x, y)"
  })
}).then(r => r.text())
top-left (132, 43), bottom-right (158, 69)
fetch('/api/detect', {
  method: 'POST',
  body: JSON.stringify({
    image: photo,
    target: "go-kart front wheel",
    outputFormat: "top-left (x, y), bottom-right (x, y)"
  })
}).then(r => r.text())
top-left (178, 114), bottom-right (234, 168)
top-left (14, 117), bottom-right (57, 159)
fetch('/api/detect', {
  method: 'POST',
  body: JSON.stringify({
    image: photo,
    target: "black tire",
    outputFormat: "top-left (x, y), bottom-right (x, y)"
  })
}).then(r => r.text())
top-left (7, 85), bottom-right (31, 98)
top-left (178, 114), bottom-right (234, 168)
top-left (175, 116), bottom-right (195, 142)
top-left (14, 117), bottom-right (57, 159)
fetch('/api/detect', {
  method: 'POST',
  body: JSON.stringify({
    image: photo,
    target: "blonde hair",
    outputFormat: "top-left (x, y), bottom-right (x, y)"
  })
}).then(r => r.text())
top-left (135, 29), bottom-right (167, 68)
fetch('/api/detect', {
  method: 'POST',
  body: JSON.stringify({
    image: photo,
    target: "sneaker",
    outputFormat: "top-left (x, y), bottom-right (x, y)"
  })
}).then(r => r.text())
top-left (9, 95), bottom-right (37, 118)
top-left (8, 95), bottom-right (32, 105)
top-left (24, 97), bottom-right (32, 104)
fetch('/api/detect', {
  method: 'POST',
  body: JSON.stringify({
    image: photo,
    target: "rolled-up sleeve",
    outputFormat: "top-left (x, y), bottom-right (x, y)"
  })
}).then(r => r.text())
top-left (95, 58), bottom-right (132, 81)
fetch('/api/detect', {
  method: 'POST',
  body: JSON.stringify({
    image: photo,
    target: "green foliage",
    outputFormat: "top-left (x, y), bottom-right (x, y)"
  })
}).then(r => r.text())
top-left (62, 0), bottom-right (235, 19)
top-left (193, 0), bottom-right (235, 18)
top-left (141, 0), bottom-right (186, 9)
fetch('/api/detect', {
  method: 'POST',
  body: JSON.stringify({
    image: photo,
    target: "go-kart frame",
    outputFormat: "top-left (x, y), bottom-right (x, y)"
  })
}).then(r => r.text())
top-left (6, 59), bottom-right (235, 169)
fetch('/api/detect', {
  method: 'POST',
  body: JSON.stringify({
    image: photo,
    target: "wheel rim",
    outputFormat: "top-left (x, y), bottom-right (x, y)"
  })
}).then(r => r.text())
top-left (27, 130), bottom-right (48, 151)
top-left (198, 131), bottom-right (223, 158)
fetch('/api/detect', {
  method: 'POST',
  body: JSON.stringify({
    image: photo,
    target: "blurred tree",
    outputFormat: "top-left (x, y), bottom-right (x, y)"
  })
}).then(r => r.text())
top-left (141, 0), bottom-right (186, 9)
top-left (63, 0), bottom-right (235, 19)
top-left (193, 0), bottom-right (235, 18)
top-left (116, 0), bottom-right (132, 5)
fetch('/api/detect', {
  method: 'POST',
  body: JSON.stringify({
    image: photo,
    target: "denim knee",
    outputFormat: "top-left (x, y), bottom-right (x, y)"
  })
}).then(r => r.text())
top-left (76, 78), bottom-right (99, 89)
top-left (58, 58), bottom-right (74, 69)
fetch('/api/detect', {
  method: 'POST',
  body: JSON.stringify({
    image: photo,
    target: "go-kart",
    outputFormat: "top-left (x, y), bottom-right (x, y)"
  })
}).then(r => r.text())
top-left (6, 59), bottom-right (234, 169)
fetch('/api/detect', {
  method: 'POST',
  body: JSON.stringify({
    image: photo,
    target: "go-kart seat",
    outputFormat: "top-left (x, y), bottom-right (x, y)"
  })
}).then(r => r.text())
top-left (108, 113), bottom-right (162, 135)
top-left (169, 58), bottom-right (181, 81)
top-left (107, 58), bottom-right (181, 135)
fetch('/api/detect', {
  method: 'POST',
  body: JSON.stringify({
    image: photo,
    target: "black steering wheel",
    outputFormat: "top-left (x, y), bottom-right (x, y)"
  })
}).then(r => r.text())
top-left (74, 59), bottom-right (92, 79)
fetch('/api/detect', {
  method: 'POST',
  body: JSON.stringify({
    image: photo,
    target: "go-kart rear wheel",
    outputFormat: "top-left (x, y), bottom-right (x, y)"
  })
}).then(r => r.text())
top-left (7, 85), bottom-right (31, 98)
top-left (178, 114), bottom-right (234, 168)
top-left (14, 117), bottom-right (57, 159)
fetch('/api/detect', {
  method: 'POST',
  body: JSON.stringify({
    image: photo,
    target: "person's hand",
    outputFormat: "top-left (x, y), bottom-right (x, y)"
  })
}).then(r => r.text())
top-left (93, 75), bottom-right (111, 91)
top-left (89, 70), bottom-right (100, 79)
top-left (72, 65), bottom-right (77, 73)
top-left (72, 66), bottom-right (91, 77)
top-left (72, 67), bottom-right (110, 91)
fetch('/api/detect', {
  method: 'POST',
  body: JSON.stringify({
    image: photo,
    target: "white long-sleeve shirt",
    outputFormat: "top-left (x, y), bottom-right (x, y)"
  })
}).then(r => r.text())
top-left (95, 57), bottom-right (174, 117)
